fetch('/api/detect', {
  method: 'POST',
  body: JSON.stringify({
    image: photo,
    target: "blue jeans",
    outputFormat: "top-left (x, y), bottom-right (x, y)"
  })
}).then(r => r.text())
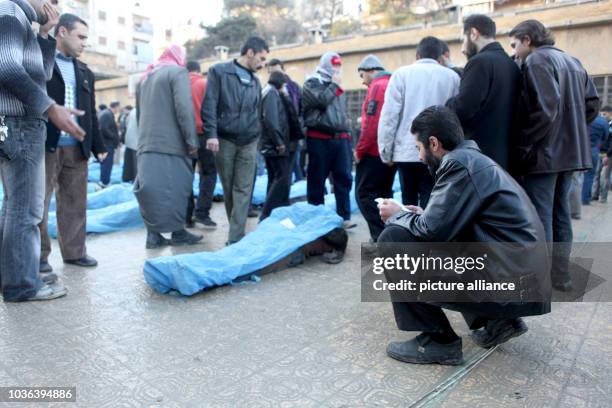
top-left (306, 137), bottom-right (353, 220)
top-left (581, 148), bottom-right (600, 204)
top-left (522, 172), bottom-right (573, 282)
top-left (100, 147), bottom-right (115, 185)
top-left (0, 117), bottom-right (45, 301)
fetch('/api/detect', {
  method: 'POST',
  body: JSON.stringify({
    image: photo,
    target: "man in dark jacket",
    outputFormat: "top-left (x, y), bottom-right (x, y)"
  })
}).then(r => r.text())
top-left (302, 51), bottom-right (355, 229)
top-left (259, 71), bottom-right (295, 220)
top-left (97, 100), bottom-right (120, 187)
top-left (510, 20), bottom-right (599, 291)
top-left (354, 54), bottom-right (395, 242)
top-left (201, 36), bottom-right (268, 245)
top-left (583, 115), bottom-right (609, 205)
top-left (39, 13), bottom-right (107, 274)
top-left (592, 106), bottom-right (612, 203)
top-left (378, 106), bottom-right (550, 366)
top-left (446, 14), bottom-right (521, 170)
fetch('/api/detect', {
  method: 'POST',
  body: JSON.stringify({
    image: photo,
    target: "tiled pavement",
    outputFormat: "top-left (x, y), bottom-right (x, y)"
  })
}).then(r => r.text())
top-left (0, 200), bottom-right (611, 407)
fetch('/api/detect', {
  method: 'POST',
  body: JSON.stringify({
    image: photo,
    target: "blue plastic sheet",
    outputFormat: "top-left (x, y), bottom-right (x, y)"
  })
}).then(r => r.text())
top-left (143, 202), bottom-right (343, 295)
top-left (87, 162), bottom-right (123, 185)
top-left (47, 184), bottom-right (143, 238)
top-left (193, 174), bottom-right (308, 204)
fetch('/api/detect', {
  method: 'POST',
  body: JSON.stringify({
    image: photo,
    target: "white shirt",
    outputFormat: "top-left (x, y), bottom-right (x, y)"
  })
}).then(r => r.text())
top-left (378, 59), bottom-right (460, 163)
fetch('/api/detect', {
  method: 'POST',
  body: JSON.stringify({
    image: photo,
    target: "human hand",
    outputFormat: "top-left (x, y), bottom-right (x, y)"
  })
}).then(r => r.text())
top-left (47, 104), bottom-right (85, 141)
top-left (277, 144), bottom-right (286, 154)
top-left (406, 205), bottom-right (424, 215)
top-left (206, 138), bottom-right (219, 153)
top-left (378, 199), bottom-right (404, 223)
top-left (97, 152), bottom-right (108, 162)
top-left (39, 1), bottom-right (59, 38)
top-left (188, 145), bottom-right (198, 156)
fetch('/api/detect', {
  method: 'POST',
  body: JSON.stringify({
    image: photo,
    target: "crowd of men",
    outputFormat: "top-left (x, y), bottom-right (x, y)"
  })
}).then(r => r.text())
top-left (0, 0), bottom-right (609, 366)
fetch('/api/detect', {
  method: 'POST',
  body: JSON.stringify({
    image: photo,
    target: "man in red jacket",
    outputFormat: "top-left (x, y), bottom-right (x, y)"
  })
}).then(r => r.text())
top-left (355, 55), bottom-right (396, 242)
top-left (187, 61), bottom-right (218, 228)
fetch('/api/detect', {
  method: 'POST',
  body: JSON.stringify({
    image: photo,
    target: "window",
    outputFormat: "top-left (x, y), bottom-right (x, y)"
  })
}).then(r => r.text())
top-left (118, 16), bottom-right (126, 25)
top-left (98, 10), bottom-right (106, 21)
top-left (118, 41), bottom-right (126, 50)
top-left (98, 36), bottom-right (107, 46)
top-left (593, 75), bottom-right (611, 108)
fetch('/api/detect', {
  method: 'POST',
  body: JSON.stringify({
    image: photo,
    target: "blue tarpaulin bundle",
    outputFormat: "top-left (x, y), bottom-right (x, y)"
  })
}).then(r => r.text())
top-left (143, 202), bottom-right (343, 296)
top-left (47, 184), bottom-right (143, 238)
top-left (87, 162), bottom-right (123, 185)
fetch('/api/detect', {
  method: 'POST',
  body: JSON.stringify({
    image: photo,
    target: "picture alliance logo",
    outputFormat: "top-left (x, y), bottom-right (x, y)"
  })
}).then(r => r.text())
top-left (371, 254), bottom-right (489, 275)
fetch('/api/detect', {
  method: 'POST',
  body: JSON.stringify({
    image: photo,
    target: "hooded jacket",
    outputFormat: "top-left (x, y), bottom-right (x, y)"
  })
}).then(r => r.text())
top-left (356, 71), bottom-right (391, 161)
top-left (302, 52), bottom-right (350, 138)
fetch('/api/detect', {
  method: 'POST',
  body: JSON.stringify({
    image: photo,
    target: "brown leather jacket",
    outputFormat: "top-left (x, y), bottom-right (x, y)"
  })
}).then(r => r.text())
top-left (515, 46), bottom-right (599, 175)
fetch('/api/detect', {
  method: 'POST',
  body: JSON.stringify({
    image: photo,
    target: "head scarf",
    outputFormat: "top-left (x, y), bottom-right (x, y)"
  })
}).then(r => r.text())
top-left (142, 45), bottom-right (186, 80)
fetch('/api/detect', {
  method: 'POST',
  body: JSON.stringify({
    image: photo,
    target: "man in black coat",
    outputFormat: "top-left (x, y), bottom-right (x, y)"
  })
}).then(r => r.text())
top-left (377, 107), bottom-right (550, 366)
top-left (97, 101), bottom-right (120, 187)
top-left (446, 14), bottom-right (521, 170)
top-left (510, 20), bottom-right (599, 291)
top-left (39, 14), bottom-right (108, 274)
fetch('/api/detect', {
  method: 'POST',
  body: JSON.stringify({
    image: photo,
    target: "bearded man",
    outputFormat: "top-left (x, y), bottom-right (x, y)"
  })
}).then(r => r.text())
top-left (446, 14), bottom-right (521, 171)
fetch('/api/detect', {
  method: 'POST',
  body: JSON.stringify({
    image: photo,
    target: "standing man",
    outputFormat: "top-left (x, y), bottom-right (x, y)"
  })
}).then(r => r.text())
top-left (592, 106), bottom-right (612, 203)
top-left (354, 55), bottom-right (395, 242)
top-left (510, 19), bottom-right (599, 291)
top-left (186, 60), bottom-right (217, 228)
top-left (39, 13), bottom-right (107, 274)
top-left (446, 14), bottom-right (521, 171)
top-left (1, 0), bottom-right (86, 302)
top-left (97, 101), bottom-right (120, 188)
top-left (302, 51), bottom-right (355, 229)
top-left (201, 36), bottom-right (269, 245)
top-left (584, 113), bottom-right (609, 204)
top-left (267, 58), bottom-right (304, 183)
top-left (378, 36), bottom-right (459, 208)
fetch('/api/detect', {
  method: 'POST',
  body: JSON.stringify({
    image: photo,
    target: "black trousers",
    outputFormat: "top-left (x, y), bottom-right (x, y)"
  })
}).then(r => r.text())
top-left (355, 154), bottom-right (396, 241)
top-left (378, 224), bottom-right (491, 332)
top-left (122, 148), bottom-right (138, 183)
top-left (261, 156), bottom-right (291, 219)
top-left (396, 162), bottom-right (433, 208)
top-left (187, 138), bottom-right (218, 222)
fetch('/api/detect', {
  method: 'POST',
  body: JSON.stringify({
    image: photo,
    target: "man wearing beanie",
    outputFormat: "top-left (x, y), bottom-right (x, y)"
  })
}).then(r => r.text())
top-left (302, 52), bottom-right (355, 229)
top-left (355, 55), bottom-right (395, 242)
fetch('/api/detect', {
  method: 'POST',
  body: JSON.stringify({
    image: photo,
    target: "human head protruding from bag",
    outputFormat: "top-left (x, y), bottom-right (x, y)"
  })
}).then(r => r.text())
top-left (316, 51), bottom-right (342, 82)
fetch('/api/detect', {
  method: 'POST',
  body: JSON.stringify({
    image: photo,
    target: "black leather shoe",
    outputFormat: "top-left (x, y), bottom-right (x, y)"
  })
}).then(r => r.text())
top-left (146, 232), bottom-right (171, 249)
top-left (471, 318), bottom-right (528, 348)
top-left (40, 272), bottom-right (58, 285)
top-left (40, 261), bottom-right (53, 273)
top-left (64, 255), bottom-right (98, 267)
top-left (387, 333), bottom-right (463, 365)
top-left (171, 229), bottom-right (203, 246)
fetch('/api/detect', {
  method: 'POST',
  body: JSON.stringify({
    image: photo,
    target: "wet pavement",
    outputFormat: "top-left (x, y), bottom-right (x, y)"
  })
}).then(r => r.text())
top-left (1, 200), bottom-right (611, 407)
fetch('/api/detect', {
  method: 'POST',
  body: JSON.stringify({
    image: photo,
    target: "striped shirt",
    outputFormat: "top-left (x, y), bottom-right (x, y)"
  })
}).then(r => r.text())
top-left (0, 0), bottom-right (55, 119)
top-left (55, 51), bottom-right (78, 146)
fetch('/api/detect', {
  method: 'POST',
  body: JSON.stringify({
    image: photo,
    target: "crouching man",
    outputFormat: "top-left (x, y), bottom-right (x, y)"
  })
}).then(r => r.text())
top-left (377, 106), bottom-right (551, 365)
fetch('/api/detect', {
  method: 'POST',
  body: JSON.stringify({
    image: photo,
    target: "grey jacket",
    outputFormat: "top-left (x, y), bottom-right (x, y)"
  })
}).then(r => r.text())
top-left (136, 65), bottom-right (198, 156)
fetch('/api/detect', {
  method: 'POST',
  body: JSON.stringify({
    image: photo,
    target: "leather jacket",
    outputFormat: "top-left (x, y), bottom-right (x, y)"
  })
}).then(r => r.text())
top-left (515, 46), bottom-right (599, 174)
top-left (302, 77), bottom-right (349, 135)
top-left (387, 141), bottom-right (551, 317)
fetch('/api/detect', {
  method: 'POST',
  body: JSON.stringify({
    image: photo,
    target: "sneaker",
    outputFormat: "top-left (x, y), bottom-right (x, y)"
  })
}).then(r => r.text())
top-left (40, 272), bottom-right (58, 285)
top-left (97, 181), bottom-right (109, 189)
top-left (146, 231), bottom-right (171, 249)
top-left (342, 220), bottom-right (357, 229)
top-left (39, 261), bottom-right (53, 273)
top-left (25, 283), bottom-right (67, 301)
top-left (571, 214), bottom-right (581, 220)
top-left (248, 208), bottom-right (259, 218)
top-left (171, 229), bottom-right (203, 246)
top-left (471, 318), bottom-right (528, 348)
top-left (387, 333), bottom-right (463, 365)
top-left (194, 215), bottom-right (217, 229)
top-left (64, 255), bottom-right (98, 268)
top-left (322, 249), bottom-right (344, 264)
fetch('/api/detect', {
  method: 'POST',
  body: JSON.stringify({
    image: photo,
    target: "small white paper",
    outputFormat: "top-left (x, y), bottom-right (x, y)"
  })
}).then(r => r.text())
top-left (375, 197), bottom-right (411, 212)
top-left (280, 218), bottom-right (296, 229)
